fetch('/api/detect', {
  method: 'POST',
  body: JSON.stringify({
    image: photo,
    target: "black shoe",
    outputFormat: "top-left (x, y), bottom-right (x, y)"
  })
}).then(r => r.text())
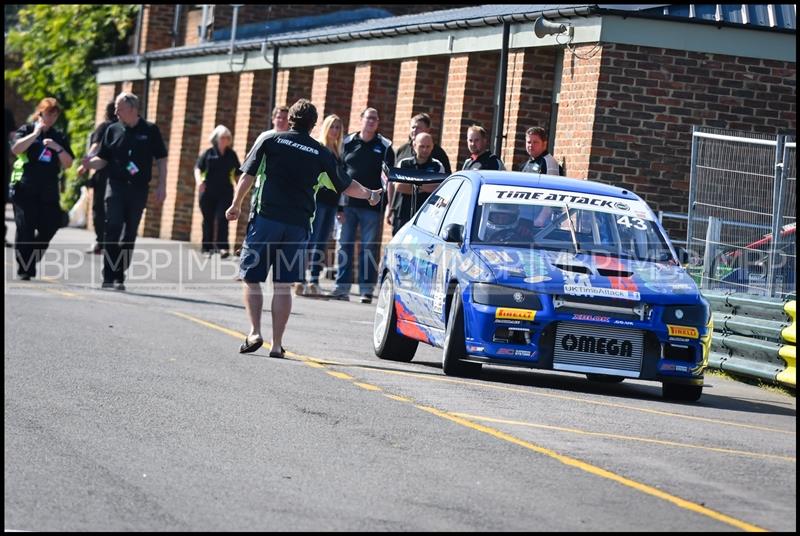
top-left (269, 346), bottom-right (286, 358)
top-left (18, 274), bottom-right (32, 281)
top-left (329, 292), bottom-right (349, 301)
top-left (113, 281), bottom-right (126, 291)
top-left (219, 249), bottom-right (230, 259)
top-left (360, 294), bottom-right (373, 304)
top-left (101, 281), bottom-right (114, 289)
top-left (239, 335), bottom-right (263, 354)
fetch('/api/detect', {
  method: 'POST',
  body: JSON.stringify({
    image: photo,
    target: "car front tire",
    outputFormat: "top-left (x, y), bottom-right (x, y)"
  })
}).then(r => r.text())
top-left (442, 285), bottom-right (481, 377)
top-left (373, 273), bottom-right (418, 362)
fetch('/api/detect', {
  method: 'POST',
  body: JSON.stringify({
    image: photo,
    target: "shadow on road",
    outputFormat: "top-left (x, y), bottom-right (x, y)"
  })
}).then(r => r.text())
top-left (402, 359), bottom-right (796, 418)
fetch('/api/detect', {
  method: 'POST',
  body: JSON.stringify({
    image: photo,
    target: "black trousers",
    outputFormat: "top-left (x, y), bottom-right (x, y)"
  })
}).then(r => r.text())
top-left (199, 188), bottom-right (233, 252)
top-left (102, 180), bottom-right (149, 283)
top-left (12, 187), bottom-right (62, 277)
top-left (91, 174), bottom-right (107, 245)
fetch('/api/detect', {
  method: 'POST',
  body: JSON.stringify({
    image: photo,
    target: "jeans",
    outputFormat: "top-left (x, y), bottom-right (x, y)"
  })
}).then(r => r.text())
top-left (334, 206), bottom-right (381, 296)
top-left (306, 202), bottom-right (337, 285)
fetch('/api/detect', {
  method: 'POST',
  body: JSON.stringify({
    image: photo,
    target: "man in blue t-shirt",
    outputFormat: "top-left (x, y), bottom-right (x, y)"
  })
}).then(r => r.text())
top-left (226, 99), bottom-right (383, 357)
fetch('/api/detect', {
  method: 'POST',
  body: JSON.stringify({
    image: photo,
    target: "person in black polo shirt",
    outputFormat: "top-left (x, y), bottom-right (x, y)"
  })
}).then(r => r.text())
top-left (462, 125), bottom-right (505, 171)
top-left (82, 92), bottom-right (167, 291)
top-left (387, 132), bottom-right (445, 235)
top-left (226, 99), bottom-right (383, 356)
top-left (520, 126), bottom-right (562, 176)
top-left (195, 125), bottom-right (241, 257)
top-left (77, 102), bottom-right (117, 254)
top-left (332, 107), bottom-right (395, 304)
top-left (10, 98), bottom-right (74, 280)
top-left (394, 113), bottom-right (451, 174)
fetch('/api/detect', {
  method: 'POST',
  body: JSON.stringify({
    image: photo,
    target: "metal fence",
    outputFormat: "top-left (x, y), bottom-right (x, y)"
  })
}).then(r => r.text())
top-left (687, 127), bottom-right (796, 300)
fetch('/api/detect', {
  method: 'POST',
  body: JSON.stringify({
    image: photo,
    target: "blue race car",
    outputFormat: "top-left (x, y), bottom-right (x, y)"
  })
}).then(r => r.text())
top-left (372, 171), bottom-right (712, 402)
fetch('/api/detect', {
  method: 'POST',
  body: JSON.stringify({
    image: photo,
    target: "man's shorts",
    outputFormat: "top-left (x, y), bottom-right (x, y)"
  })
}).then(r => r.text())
top-left (239, 216), bottom-right (309, 283)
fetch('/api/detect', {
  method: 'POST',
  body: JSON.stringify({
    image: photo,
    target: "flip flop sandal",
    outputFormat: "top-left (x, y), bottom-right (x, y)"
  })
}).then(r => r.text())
top-left (239, 336), bottom-right (264, 354)
top-left (269, 346), bottom-right (286, 358)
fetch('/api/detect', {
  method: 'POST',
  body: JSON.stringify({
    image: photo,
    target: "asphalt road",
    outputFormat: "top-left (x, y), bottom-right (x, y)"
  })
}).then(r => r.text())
top-left (4, 223), bottom-right (796, 531)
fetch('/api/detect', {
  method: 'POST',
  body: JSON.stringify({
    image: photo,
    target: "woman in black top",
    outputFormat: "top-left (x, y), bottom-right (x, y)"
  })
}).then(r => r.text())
top-left (195, 125), bottom-right (241, 257)
top-left (10, 98), bottom-right (74, 280)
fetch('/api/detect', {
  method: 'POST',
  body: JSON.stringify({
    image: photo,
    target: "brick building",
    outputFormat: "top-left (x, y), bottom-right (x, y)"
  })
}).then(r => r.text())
top-left (92, 4), bottom-right (796, 246)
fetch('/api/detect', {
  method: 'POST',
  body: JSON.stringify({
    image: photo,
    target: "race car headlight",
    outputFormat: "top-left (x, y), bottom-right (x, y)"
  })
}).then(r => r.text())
top-left (471, 283), bottom-right (542, 309)
top-left (663, 301), bottom-right (710, 325)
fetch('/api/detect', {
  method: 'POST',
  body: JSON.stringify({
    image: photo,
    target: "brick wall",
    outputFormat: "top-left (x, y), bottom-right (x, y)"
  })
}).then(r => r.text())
top-left (501, 48), bottom-right (556, 170)
top-left (310, 64), bottom-right (356, 137)
top-left (136, 4), bottom-right (479, 53)
top-left (212, 4), bottom-right (464, 31)
top-left (121, 80), bottom-right (145, 97)
top-left (348, 61), bottom-right (400, 139)
top-left (138, 78), bottom-right (176, 238)
top-left (275, 68), bottom-right (314, 110)
top-left (189, 73), bottom-right (241, 245)
top-left (160, 76), bottom-right (207, 241)
top-left (585, 43), bottom-right (796, 229)
top-left (552, 45), bottom-right (604, 182)
top-left (391, 56), bottom-right (449, 148)
top-left (440, 52), bottom-right (500, 169)
top-left (140, 5), bottom-right (174, 52)
top-left (184, 8), bottom-right (202, 47)
top-left (231, 70), bottom-right (272, 249)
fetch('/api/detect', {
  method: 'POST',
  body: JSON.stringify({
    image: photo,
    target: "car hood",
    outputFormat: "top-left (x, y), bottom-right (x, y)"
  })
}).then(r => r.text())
top-left (472, 245), bottom-right (701, 304)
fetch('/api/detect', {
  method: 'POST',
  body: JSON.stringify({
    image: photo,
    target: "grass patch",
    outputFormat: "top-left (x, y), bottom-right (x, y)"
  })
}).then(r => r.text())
top-left (705, 367), bottom-right (796, 397)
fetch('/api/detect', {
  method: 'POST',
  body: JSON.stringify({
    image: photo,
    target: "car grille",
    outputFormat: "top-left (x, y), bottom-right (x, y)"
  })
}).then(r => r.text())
top-left (553, 322), bottom-right (644, 377)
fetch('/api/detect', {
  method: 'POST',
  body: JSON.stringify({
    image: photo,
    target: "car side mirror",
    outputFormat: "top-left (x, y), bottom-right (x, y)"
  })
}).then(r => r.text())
top-left (676, 246), bottom-right (690, 265)
top-left (442, 223), bottom-right (464, 243)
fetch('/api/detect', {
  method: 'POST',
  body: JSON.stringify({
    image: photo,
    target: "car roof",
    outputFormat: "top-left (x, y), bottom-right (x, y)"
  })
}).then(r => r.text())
top-left (456, 170), bottom-right (641, 201)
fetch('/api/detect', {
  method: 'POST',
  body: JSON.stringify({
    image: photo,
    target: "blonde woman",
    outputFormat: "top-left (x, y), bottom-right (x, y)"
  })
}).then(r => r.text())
top-left (195, 125), bottom-right (241, 257)
top-left (297, 114), bottom-right (344, 296)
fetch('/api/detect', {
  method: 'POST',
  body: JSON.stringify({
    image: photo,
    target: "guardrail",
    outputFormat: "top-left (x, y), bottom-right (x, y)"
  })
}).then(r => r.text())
top-left (704, 291), bottom-right (796, 388)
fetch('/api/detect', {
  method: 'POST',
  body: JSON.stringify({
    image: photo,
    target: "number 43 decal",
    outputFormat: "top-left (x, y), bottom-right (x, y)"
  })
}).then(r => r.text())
top-left (617, 215), bottom-right (647, 230)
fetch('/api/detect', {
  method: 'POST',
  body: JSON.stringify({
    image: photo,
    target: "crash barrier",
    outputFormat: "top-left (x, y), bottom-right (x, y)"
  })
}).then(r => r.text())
top-left (705, 291), bottom-right (796, 387)
top-left (777, 301), bottom-right (796, 387)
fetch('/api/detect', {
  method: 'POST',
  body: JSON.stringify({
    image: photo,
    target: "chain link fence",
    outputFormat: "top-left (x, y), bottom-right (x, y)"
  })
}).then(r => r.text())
top-left (686, 127), bottom-right (796, 300)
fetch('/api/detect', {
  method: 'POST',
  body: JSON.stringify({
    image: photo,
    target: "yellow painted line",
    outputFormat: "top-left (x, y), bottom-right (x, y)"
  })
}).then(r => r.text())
top-left (358, 367), bottom-right (794, 436)
top-left (451, 412), bottom-right (796, 463)
top-left (169, 309), bottom-right (793, 436)
top-left (416, 405), bottom-right (766, 532)
top-left (45, 288), bottom-right (80, 298)
top-left (170, 311), bottom-right (248, 340)
top-left (301, 356), bottom-right (345, 366)
top-left (169, 312), bottom-right (347, 367)
top-left (384, 394), bottom-right (413, 403)
top-left (326, 371), bottom-right (354, 381)
top-left (167, 309), bottom-right (769, 530)
top-left (353, 382), bottom-right (382, 392)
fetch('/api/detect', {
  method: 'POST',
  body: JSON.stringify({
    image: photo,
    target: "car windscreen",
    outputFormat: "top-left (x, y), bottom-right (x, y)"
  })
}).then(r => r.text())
top-left (472, 185), bottom-right (674, 262)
